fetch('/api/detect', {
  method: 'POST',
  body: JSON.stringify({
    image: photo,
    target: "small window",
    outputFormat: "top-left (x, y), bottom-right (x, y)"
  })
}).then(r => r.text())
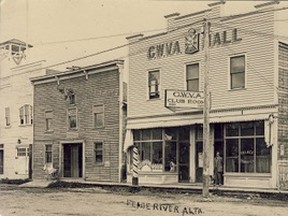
top-left (45, 111), bottom-right (53, 131)
top-left (45, 144), bottom-right (53, 163)
top-left (68, 108), bottom-right (77, 129)
top-left (148, 70), bottom-right (160, 99)
top-left (5, 107), bottom-right (10, 127)
top-left (16, 147), bottom-right (27, 157)
top-left (69, 94), bottom-right (75, 105)
top-left (19, 105), bottom-right (33, 125)
top-left (186, 63), bottom-right (199, 91)
top-left (93, 105), bottom-right (104, 128)
top-left (94, 142), bottom-right (103, 163)
top-left (230, 55), bottom-right (245, 89)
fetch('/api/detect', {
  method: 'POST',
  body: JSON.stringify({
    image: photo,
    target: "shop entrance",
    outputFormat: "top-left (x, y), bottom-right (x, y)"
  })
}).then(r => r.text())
top-left (195, 142), bottom-right (203, 182)
top-left (63, 143), bottom-right (83, 178)
top-left (178, 142), bottom-right (190, 182)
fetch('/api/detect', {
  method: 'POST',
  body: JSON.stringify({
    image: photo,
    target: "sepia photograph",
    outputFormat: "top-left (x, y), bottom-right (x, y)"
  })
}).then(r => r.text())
top-left (0, 0), bottom-right (288, 215)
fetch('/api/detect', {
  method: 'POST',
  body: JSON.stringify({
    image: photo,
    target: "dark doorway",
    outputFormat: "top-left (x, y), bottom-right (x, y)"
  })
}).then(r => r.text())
top-left (195, 141), bottom-right (203, 183)
top-left (63, 143), bottom-right (83, 178)
top-left (0, 148), bottom-right (3, 174)
top-left (178, 142), bottom-right (190, 182)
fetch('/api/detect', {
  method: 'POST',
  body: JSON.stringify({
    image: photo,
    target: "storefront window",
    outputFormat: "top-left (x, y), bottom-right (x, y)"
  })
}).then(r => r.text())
top-left (225, 121), bottom-right (271, 173)
top-left (152, 142), bottom-right (162, 164)
top-left (164, 141), bottom-right (176, 172)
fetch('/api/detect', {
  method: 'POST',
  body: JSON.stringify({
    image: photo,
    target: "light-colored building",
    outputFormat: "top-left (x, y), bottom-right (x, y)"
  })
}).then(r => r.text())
top-left (125, 1), bottom-right (288, 189)
top-left (0, 39), bottom-right (45, 179)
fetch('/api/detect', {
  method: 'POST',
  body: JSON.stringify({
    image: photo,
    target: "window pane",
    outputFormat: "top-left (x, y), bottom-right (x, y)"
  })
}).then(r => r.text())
top-left (226, 124), bottom-right (239, 136)
top-left (152, 142), bottom-right (162, 164)
top-left (140, 142), bottom-right (151, 161)
top-left (256, 121), bottom-right (264, 135)
top-left (149, 71), bottom-right (159, 82)
top-left (226, 139), bottom-right (239, 172)
top-left (231, 56), bottom-right (245, 73)
top-left (241, 122), bottom-right (254, 136)
top-left (195, 125), bottom-right (203, 141)
top-left (179, 127), bottom-right (189, 141)
top-left (187, 80), bottom-right (199, 91)
top-left (95, 142), bottom-right (103, 163)
top-left (152, 129), bottom-right (162, 140)
top-left (240, 138), bottom-right (254, 173)
top-left (133, 130), bottom-right (141, 141)
top-left (164, 141), bottom-right (176, 172)
top-left (69, 116), bottom-right (77, 128)
top-left (164, 128), bottom-right (177, 141)
top-left (149, 71), bottom-right (160, 99)
top-left (45, 145), bottom-right (52, 163)
top-left (186, 64), bottom-right (199, 79)
top-left (46, 118), bottom-right (52, 130)
top-left (93, 105), bottom-right (103, 114)
top-left (231, 72), bottom-right (245, 89)
top-left (142, 129), bottom-right (151, 140)
top-left (256, 138), bottom-right (271, 173)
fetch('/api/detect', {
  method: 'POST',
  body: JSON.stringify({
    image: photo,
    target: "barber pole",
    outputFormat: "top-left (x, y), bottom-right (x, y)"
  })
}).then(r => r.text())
top-left (132, 146), bottom-right (139, 186)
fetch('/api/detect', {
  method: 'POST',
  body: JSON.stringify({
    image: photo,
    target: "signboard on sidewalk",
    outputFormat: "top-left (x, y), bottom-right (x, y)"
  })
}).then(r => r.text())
top-left (165, 89), bottom-right (204, 109)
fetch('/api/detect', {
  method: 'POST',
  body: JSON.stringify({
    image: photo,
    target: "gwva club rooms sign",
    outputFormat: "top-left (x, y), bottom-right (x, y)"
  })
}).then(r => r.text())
top-left (165, 89), bottom-right (204, 109)
top-left (148, 28), bottom-right (242, 59)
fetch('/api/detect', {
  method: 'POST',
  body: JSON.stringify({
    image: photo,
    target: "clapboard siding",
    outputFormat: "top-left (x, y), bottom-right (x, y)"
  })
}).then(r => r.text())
top-left (33, 67), bottom-right (122, 182)
top-left (128, 7), bottom-right (276, 118)
top-left (278, 43), bottom-right (288, 160)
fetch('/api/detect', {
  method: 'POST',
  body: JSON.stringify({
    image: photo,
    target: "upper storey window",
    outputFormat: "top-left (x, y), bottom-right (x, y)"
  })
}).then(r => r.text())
top-left (186, 63), bottom-right (199, 91)
top-left (148, 70), bottom-right (160, 99)
top-left (19, 105), bottom-right (33, 125)
top-left (230, 55), bottom-right (246, 89)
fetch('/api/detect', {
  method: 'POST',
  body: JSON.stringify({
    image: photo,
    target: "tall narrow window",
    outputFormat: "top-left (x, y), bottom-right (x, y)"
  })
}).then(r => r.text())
top-left (68, 108), bottom-right (77, 129)
top-left (94, 142), bottom-right (103, 163)
top-left (19, 105), bottom-right (33, 125)
top-left (69, 93), bottom-right (75, 105)
top-left (148, 70), bottom-right (160, 99)
top-left (45, 111), bottom-right (53, 131)
top-left (93, 104), bottom-right (104, 128)
top-left (230, 55), bottom-right (245, 89)
top-left (45, 144), bottom-right (52, 163)
top-left (5, 107), bottom-right (10, 127)
top-left (186, 63), bottom-right (199, 91)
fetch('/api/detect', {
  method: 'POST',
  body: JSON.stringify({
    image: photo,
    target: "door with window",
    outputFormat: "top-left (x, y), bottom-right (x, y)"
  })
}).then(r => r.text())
top-left (63, 143), bottom-right (83, 178)
top-left (178, 142), bottom-right (190, 182)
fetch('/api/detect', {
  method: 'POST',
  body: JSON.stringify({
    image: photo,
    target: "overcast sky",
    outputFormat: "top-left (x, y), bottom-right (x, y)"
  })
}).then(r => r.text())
top-left (1, 0), bottom-right (288, 71)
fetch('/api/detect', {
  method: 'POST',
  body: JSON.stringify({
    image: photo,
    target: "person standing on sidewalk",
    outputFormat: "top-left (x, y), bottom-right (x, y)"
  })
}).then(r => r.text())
top-left (214, 152), bottom-right (223, 186)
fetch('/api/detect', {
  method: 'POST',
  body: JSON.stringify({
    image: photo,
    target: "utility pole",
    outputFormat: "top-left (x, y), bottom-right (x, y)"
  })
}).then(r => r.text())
top-left (202, 17), bottom-right (211, 198)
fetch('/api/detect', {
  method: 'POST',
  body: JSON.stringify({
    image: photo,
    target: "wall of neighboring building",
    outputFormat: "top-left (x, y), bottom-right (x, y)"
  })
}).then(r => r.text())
top-left (0, 60), bottom-right (44, 179)
top-left (32, 68), bottom-right (121, 182)
top-left (278, 42), bottom-right (288, 189)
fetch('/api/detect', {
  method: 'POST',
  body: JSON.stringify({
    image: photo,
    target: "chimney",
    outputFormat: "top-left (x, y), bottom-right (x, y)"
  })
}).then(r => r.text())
top-left (164, 12), bottom-right (180, 32)
top-left (208, 0), bottom-right (226, 18)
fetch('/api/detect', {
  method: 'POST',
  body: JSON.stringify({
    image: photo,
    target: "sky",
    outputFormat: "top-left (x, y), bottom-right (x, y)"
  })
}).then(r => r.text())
top-left (1, 0), bottom-right (288, 71)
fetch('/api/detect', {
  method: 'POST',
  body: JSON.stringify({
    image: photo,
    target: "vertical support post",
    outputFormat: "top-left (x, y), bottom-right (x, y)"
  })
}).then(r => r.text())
top-left (132, 146), bottom-right (139, 186)
top-left (202, 18), bottom-right (211, 198)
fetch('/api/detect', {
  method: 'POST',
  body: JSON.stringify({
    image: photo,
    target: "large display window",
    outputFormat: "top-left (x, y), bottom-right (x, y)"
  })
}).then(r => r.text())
top-left (225, 121), bottom-right (271, 174)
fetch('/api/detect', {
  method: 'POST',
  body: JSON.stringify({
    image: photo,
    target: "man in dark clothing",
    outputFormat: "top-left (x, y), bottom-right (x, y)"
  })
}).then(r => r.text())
top-left (214, 152), bottom-right (223, 186)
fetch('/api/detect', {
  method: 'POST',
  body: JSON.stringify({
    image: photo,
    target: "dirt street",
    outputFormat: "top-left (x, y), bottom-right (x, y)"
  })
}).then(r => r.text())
top-left (0, 186), bottom-right (287, 216)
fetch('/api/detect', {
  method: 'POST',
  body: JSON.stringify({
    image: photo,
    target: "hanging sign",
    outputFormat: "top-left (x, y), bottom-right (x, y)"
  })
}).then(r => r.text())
top-left (165, 89), bottom-right (204, 109)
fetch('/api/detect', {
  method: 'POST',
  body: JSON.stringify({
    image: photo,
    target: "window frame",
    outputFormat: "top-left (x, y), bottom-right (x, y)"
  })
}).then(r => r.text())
top-left (93, 104), bottom-right (104, 129)
top-left (45, 110), bottom-right (53, 132)
top-left (228, 54), bottom-right (247, 90)
top-left (19, 104), bottom-right (33, 126)
top-left (45, 144), bottom-right (53, 164)
top-left (67, 107), bottom-right (77, 130)
top-left (185, 62), bottom-right (200, 92)
top-left (94, 141), bottom-right (104, 164)
top-left (147, 69), bottom-right (161, 100)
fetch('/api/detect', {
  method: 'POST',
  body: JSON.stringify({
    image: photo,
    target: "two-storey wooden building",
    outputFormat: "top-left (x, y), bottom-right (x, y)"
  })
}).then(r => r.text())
top-left (31, 60), bottom-right (126, 182)
top-left (125, 2), bottom-right (288, 188)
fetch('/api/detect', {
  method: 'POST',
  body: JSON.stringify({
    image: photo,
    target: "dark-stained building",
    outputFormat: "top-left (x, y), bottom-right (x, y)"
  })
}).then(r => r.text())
top-left (31, 60), bottom-right (126, 182)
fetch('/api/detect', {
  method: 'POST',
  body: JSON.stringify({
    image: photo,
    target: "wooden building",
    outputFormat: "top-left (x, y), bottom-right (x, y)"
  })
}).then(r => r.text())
top-left (31, 60), bottom-right (126, 182)
top-left (125, 1), bottom-right (288, 188)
